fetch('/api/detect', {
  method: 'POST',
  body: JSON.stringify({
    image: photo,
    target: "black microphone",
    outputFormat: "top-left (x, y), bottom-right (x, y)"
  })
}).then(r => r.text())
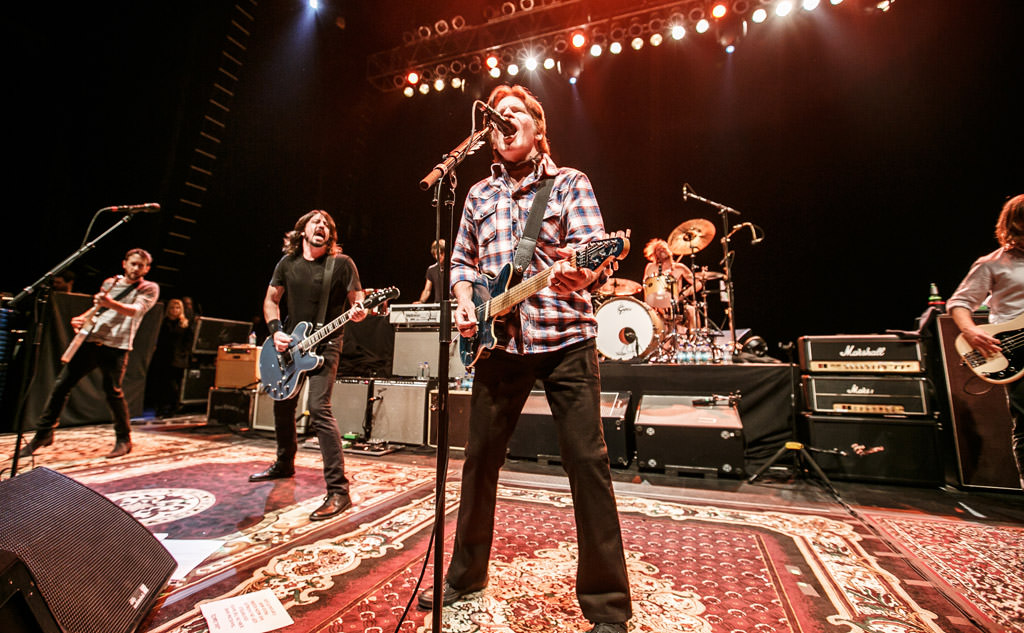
top-left (477, 102), bottom-right (517, 137)
top-left (620, 328), bottom-right (637, 344)
top-left (102, 203), bottom-right (161, 214)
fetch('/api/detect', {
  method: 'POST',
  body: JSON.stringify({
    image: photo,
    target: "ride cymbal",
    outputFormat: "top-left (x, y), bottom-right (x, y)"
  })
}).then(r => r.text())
top-left (668, 219), bottom-right (716, 255)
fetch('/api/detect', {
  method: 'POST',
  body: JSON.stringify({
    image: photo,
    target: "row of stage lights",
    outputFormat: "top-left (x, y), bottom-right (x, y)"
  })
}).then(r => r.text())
top-left (401, 0), bottom-right (888, 97)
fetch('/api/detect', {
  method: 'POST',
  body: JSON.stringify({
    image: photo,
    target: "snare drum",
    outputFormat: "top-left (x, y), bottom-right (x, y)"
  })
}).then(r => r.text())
top-left (595, 297), bottom-right (664, 361)
top-left (643, 274), bottom-right (677, 310)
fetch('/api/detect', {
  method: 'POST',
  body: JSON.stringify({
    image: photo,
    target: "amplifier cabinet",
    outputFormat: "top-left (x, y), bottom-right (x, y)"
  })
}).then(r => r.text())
top-left (799, 335), bottom-right (923, 374)
top-left (369, 380), bottom-right (428, 445)
top-left (181, 365), bottom-right (215, 404)
top-left (507, 391), bottom-right (632, 467)
top-left (634, 394), bottom-right (745, 476)
top-left (392, 329), bottom-right (465, 379)
top-left (802, 414), bottom-right (942, 485)
top-left (209, 386), bottom-right (307, 433)
top-left (331, 379), bottom-right (372, 439)
top-left (215, 344), bottom-right (260, 388)
top-left (428, 389), bottom-right (472, 450)
top-left (802, 375), bottom-right (932, 416)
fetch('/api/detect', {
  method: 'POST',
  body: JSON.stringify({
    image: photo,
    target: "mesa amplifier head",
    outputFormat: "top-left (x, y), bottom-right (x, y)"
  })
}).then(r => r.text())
top-left (802, 375), bottom-right (933, 416)
top-left (798, 335), bottom-right (923, 374)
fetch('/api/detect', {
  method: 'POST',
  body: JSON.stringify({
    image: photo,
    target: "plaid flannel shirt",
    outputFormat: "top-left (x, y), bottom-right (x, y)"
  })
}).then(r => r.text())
top-left (450, 154), bottom-right (608, 355)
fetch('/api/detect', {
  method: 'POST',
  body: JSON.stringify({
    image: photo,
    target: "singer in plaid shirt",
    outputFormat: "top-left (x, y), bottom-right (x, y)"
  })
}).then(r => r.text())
top-left (420, 85), bottom-right (632, 633)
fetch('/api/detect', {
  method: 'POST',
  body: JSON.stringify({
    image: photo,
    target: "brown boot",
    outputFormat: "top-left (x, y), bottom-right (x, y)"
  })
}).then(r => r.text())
top-left (18, 431), bottom-right (55, 457)
top-left (105, 439), bottom-right (132, 459)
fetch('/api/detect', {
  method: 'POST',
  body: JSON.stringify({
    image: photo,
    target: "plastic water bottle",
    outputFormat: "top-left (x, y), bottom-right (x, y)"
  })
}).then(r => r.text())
top-left (248, 330), bottom-right (257, 345)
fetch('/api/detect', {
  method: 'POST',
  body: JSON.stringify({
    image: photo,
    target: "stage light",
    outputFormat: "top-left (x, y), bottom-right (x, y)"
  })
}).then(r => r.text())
top-left (570, 30), bottom-right (586, 49)
top-left (671, 25), bottom-right (686, 40)
top-left (631, 37), bottom-right (644, 50)
top-left (418, 83), bottom-right (430, 95)
top-left (711, 3), bottom-right (728, 19)
top-left (450, 60), bottom-right (465, 74)
top-left (452, 15), bottom-right (467, 30)
top-left (650, 33), bottom-right (663, 46)
top-left (830, 0), bottom-right (844, 4)
top-left (403, 86), bottom-right (414, 98)
top-left (543, 57), bottom-right (556, 69)
top-left (525, 56), bottom-right (538, 71)
top-left (752, 8), bottom-right (768, 22)
top-left (696, 19), bottom-right (711, 34)
top-left (803, 0), bottom-right (821, 10)
top-left (590, 43), bottom-right (603, 57)
top-left (776, 1), bottom-right (794, 16)
top-left (406, 71), bottom-right (419, 84)
top-left (489, 67), bottom-right (501, 78)
top-left (569, 76), bottom-right (577, 85)
top-left (609, 41), bottom-right (623, 54)
top-left (725, 44), bottom-right (736, 53)
top-left (553, 36), bottom-right (568, 53)
top-left (434, 78), bottom-right (445, 91)
top-left (451, 77), bottom-right (463, 89)
top-left (309, 0), bottom-right (320, 9)
top-left (508, 63), bottom-right (519, 75)
top-left (485, 54), bottom-right (499, 69)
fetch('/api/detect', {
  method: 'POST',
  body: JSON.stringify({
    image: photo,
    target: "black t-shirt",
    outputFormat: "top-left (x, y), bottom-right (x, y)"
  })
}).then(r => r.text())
top-left (270, 254), bottom-right (362, 338)
top-left (425, 262), bottom-right (442, 303)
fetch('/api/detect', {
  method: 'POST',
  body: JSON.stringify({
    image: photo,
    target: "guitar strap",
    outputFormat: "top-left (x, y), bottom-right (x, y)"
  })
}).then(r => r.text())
top-left (92, 279), bottom-right (141, 319)
top-left (315, 255), bottom-right (336, 334)
top-left (512, 176), bottom-right (555, 279)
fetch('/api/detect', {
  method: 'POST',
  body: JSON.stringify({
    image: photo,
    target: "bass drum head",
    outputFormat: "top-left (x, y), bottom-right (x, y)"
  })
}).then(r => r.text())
top-left (595, 297), bottom-right (663, 361)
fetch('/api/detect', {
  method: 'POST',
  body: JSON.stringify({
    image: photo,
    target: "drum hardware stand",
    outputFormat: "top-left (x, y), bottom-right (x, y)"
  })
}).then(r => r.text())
top-left (681, 184), bottom-right (742, 354)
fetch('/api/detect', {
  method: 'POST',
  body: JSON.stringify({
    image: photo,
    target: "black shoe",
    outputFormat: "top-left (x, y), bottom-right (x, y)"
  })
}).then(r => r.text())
top-left (105, 440), bottom-right (132, 459)
top-left (309, 492), bottom-right (351, 521)
top-left (248, 461), bottom-right (295, 482)
top-left (587, 624), bottom-right (627, 633)
top-left (18, 431), bottom-right (54, 458)
top-left (417, 580), bottom-right (487, 610)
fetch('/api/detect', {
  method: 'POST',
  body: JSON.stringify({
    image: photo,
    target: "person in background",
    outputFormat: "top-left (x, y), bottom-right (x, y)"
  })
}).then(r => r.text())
top-left (415, 239), bottom-right (446, 304)
top-left (146, 298), bottom-right (194, 418)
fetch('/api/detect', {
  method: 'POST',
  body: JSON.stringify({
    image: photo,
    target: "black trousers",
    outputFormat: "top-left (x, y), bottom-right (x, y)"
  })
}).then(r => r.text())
top-left (1007, 380), bottom-right (1024, 484)
top-left (38, 343), bottom-right (131, 440)
top-left (272, 340), bottom-right (349, 495)
top-left (445, 338), bottom-right (632, 624)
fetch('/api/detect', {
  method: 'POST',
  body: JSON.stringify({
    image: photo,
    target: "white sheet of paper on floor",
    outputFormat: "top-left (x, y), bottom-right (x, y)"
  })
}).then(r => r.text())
top-left (155, 535), bottom-right (225, 581)
top-left (199, 588), bottom-right (293, 633)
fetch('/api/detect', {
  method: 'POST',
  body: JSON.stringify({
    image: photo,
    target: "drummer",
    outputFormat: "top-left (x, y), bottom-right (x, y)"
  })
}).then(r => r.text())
top-left (642, 238), bottom-right (701, 330)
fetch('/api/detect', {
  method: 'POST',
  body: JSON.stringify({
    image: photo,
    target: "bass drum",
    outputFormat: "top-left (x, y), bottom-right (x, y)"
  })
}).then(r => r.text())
top-left (595, 297), bottom-right (663, 361)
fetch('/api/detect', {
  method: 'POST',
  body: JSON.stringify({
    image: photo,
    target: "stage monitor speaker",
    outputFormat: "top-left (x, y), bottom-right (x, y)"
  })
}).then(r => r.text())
top-left (369, 380), bottom-right (428, 444)
top-left (0, 550), bottom-right (61, 633)
top-left (392, 329), bottom-right (465, 378)
top-left (803, 414), bottom-right (942, 485)
top-left (507, 391), bottom-right (632, 467)
top-left (0, 468), bottom-right (176, 633)
top-left (332, 379), bottom-right (372, 438)
top-left (935, 314), bottom-right (1022, 490)
top-left (634, 394), bottom-right (745, 476)
top-left (428, 389), bottom-right (472, 450)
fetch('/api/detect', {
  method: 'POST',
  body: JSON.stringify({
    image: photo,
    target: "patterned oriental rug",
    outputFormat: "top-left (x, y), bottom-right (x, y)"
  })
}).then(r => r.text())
top-left (2, 426), bottom-right (1021, 633)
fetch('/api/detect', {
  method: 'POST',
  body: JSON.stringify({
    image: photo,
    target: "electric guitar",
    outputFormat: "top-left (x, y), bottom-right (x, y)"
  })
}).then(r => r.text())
top-left (955, 313), bottom-right (1024, 384)
top-left (60, 276), bottom-right (120, 364)
top-left (259, 287), bottom-right (399, 400)
top-left (460, 236), bottom-right (629, 368)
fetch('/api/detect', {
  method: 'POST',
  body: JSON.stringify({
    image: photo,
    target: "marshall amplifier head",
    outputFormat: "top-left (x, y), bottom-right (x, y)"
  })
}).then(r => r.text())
top-left (798, 335), bottom-right (923, 374)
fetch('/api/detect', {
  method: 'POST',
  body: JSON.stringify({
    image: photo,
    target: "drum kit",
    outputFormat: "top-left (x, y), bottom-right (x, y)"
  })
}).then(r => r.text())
top-left (594, 219), bottom-right (730, 364)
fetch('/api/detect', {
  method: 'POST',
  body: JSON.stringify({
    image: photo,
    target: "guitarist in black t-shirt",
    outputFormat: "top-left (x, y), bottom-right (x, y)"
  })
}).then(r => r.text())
top-left (249, 210), bottom-right (366, 521)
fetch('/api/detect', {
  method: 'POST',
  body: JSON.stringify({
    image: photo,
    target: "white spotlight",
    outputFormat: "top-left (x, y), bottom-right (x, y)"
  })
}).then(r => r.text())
top-left (752, 8), bottom-right (768, 22)
top-left (609, 41), bottom-right (623, 54)
top-left (543, 57), bottom-right (556, 70)
top-left (650, 33), bottom-right (663, 46)
top-left (434, 78), bottom-right (445, 91)
top-left (451, 77), bottom-right (463, 89)
top-left (630, 37), bottom-right (644, 50)
top-left (590, 43), bottom-right (603, 57)
top-left (775, 1), bottom-right (794, 16)
top-left (803, 0), bottom-right (821, 10)
top-left (418, 83), bottom-right (430, 95)
top-left (507, 63), bottom-right (519, 75)
top-left (670, 25), bottom-right (686, 40)
top-left (403, 86), bottom-right (414, 98)
top-left (489, 67), bottom-right (501, 78)
top-left (525, 57), bottom-right (538, 71)
top-left (696, 19), bottom-right (711, 34)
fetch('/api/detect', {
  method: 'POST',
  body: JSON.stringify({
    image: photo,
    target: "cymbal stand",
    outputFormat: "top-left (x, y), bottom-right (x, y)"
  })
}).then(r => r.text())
top-left (681, 186), bottom-right (741, 353)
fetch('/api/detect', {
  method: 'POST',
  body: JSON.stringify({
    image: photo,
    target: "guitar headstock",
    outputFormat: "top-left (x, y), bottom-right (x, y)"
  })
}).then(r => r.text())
top-left (574, 236), bottom-right (630, 271)
top-left (363, 286), bottom-right (400, 310)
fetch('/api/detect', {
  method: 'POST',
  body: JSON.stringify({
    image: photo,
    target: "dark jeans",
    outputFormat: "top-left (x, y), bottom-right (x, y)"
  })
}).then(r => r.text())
top-left (272, 340), bottom-right (349, 495)
top-left (38, 343), bottom-right (131, 440)
top-left (1007, 380), bottom-right (1024, 484)
top-left (445, 339), bottom-right (632, 624)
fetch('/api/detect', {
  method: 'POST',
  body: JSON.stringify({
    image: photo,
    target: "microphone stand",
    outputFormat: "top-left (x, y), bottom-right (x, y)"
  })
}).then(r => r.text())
top-left (6, 212), bottom-right (136, 477)
top-left (682, 188), bottom-right (741, 354)
top-left (418, 122), bottom-right (490, 632)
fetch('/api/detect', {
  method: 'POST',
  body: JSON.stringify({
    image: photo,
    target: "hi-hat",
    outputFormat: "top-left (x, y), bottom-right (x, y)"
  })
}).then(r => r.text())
top-left (695, 270), bottom-right (725, 281)
top-left (597, 277), bottom-right (642, 296)
top-left (668, 219), bottom-right (716, 255)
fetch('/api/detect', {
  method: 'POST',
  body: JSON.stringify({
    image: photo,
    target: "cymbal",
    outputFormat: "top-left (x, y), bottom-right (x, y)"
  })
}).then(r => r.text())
top-left (597, 277), bottom-right (642, 296)
top-left (695, 270), bottom-right (725, 281)
top-left (668, 219), bottom-right (716, 255)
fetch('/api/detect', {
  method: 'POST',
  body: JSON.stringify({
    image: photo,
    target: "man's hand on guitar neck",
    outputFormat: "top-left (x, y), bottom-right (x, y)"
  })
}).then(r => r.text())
top-left (549, 229), bottom-right (630, 296)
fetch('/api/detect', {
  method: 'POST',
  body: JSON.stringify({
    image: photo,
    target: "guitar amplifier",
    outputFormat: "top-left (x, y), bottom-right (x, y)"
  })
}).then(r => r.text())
top-left (215, 344), bottom-right (260, 388)
top-left (802, 375), bottom-right (933, 417)
top-left (798, 335), bottom-right (923, 374)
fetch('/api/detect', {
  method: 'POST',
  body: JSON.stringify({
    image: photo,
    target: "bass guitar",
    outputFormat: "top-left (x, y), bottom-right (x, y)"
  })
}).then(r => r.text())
top-left (60, 276), bottom-right (119, 364)
top-left (460, 236), bottom-right (629, 368)
top-left (260, 287), bottom-right (399, 400)
top-left (955, 313), bottom-right (1024, 384)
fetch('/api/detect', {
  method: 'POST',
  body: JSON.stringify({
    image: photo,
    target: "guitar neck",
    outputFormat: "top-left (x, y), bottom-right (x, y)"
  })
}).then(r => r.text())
top-left (487, 267), bottom-right (556, 317)
top-left (300, 310), bottom-right (352, 351)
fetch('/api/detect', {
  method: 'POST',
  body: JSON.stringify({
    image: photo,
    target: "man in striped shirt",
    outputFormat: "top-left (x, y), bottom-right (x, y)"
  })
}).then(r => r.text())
top-left (418, 85), bottom-right (631, 633)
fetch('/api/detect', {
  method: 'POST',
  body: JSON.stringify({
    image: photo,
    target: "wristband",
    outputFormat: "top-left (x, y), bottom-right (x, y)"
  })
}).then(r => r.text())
top-left (268, 319), bottom-right (283, 334)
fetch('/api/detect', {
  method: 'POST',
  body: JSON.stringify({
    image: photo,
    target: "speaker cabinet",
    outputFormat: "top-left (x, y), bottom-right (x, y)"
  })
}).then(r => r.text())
top-left (392, 329), bottom-right (465, 378)
top-left (214, 344), bottom-right (260, 388)
top-left (0, 550), bottom-right (60, 633)
top-left (428, 389), bottom-right (472, 450)
top-left (210, 386), bottom-right (306, 434)
top-left (368, 380), bottom-right (428, 444)
top-left (803, 414), bottom-right (942, 485)
top-left (180, 364), bottom-right (215, 404)
top-left (0, 468), bottom-right (175, 633)
top-left (507, 391), bottom-right (633, 467)
top-left (634, 394), bottom-right (745, 476)
top-left (936, 315), bottom-right (1022, 489)
top-left (331, 379), bottom-right (373, 438)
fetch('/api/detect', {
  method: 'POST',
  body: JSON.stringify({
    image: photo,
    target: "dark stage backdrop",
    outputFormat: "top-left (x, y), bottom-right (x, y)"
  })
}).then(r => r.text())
top-left (3, 1), bottom-right (1022, 363)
